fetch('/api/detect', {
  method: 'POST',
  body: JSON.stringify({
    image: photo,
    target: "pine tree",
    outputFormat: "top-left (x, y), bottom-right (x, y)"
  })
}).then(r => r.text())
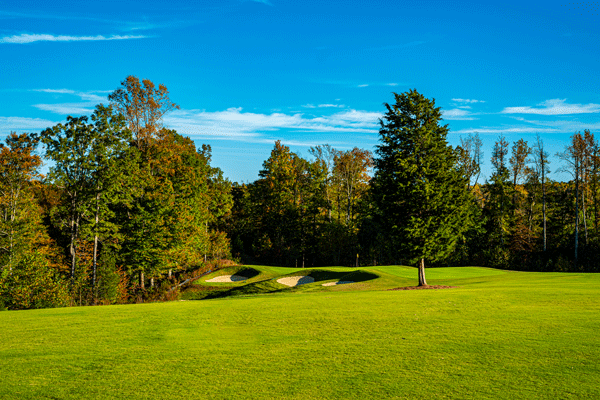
top-left (371, 89), bottom-right (474, 286)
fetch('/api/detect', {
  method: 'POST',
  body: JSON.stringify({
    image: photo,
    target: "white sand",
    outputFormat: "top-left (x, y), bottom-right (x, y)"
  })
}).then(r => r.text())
top-left (322, 280), bottom-right (354, 286)
top-left (206, 274), bottom-right (248, 283)
top-left (277, 276), bottom-right (315, 286)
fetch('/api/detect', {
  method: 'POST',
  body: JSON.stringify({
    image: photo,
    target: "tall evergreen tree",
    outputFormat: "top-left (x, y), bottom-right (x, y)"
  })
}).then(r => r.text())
top-left (371, 89), bottom-right (474, 286)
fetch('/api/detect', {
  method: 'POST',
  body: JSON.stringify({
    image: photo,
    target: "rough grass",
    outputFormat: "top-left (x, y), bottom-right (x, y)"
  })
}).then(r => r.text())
top-left (1, 266), bottom-right (599, 399)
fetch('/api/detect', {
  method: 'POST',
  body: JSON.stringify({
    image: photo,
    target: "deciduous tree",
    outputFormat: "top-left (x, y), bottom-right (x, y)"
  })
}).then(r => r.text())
top-left (108, 75), bottom-right (179, 151)
top-left (0, 133), bottom-right (44, 271)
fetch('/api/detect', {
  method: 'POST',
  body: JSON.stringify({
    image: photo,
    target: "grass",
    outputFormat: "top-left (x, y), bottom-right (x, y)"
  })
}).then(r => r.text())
top-left (1, 266), bottom-right (599, 399)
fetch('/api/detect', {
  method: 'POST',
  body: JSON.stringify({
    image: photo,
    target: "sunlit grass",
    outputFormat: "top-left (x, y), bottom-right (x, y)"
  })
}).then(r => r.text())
top-left (1, 267), bottom-right (599, 399)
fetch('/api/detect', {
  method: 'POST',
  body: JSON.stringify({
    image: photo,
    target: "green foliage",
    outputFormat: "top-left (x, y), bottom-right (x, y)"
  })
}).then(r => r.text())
top-left (0, 253), bottom-right (69, 310)
top-left (95, 247), bottom-right (122, 304)
top-left (371, 89), bottom-right (475, 267)
top-left (0, 133), bottom-right (45, 271)
top-left (230, 141), bottom-right (373, 268)
top-left (118, 129), bottom-right (232, 285)
top-left (40, 105), bottom-right (133, 283)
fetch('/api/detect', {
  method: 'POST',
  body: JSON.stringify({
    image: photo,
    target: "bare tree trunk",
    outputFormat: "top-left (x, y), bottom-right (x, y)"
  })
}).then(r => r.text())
top-left (92, 192), bottom-right (100, 289)
top-left (542, 166), bottom-right (547, 252)
top-left (70, 211), bottom-right (78, 280)
top-left (140, 271), bottom-right (145, 289)
top-left (418, 258), bottom-right (427, 286)
top-left (583, 191), bottom-right (589, 245)
top-left (575, 159), bottom-right (580, 268)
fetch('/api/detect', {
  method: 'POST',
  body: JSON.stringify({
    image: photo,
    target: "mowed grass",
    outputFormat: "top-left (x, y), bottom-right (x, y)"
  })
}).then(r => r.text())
top-left (1, 266), bottom-right (600, 399)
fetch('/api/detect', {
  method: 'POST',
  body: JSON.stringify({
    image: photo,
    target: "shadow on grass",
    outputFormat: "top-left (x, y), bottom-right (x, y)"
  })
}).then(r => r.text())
top-left (199, 269), bottom-right (379, 300)
top-left (236, 267), bottom-right (260, 279)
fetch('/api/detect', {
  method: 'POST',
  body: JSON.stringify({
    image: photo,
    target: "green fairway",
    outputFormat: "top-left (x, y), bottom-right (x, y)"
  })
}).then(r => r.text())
top-left (1, 266), bottom-right (599, 399)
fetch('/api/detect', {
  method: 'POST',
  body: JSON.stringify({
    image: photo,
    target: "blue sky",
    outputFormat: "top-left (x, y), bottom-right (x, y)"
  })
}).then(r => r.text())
top-left (1, 0), bottom-right (599, 183)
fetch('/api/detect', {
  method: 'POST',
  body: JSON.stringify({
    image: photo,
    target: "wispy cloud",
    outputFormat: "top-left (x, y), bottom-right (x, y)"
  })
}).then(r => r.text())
top-left (357, 84), bottom-right (369, 88)
top-left (32, 89), bottom-right (75, 94)
top-left (33, 89), bottom-right (105, 103)
top-left (318, 104), bottom-right (345, 108)
top-left (499, 116), bottom-right (600, 133)
top-left (501, 99), bottom-right (600, 115)
top-left (442, 108), bottom-right (477, 121)
top-left (0, 33), bottom-right (147, 44)
top-left (0, 10), bottom-right (185, 32)
top-left (303, 103), bottom-right (345, 109)
top-left (164, 107), bottom-right (381, 143)
top-left (452, 98), bottom-right (485, 104)
top-left (34, 103), bottom-right (96, 115)
top-left (453, 127), bottom-right (559, 135)
top-left (32, 89), bottom-right (108, 115)
top-left (0, 116), bottom-right (58, 135)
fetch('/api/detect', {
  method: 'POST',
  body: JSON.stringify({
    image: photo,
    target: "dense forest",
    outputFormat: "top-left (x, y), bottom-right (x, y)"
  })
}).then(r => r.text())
top-left (1, 77), bottom-right (598, 310)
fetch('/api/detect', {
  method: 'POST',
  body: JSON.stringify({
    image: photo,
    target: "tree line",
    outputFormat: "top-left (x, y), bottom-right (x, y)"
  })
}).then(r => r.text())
top-left (1, 83), bottom-right (598, 310)
top-left (227, 92), bottom-right (600, 276)
top-left (0, 76), bottom-right (232, 310)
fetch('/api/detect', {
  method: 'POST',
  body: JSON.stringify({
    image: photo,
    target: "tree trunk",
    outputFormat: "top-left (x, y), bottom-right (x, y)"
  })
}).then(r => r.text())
top-left (594, 174), bottom-right (599, 240)
top-left (140, 271), bottom-right (145, 289)
top-left (92, 192), bottom-right (100, 289)
top-left (418, 258), bottom-right (427, 286)
top-left (70, 211), bottom-right (78, 280)
top-left (542, 166), bottom-right (546, 252)
top-left (583, 191), bottom-right (589, 245)
top-left (575, 159), bottom-right (580, 268)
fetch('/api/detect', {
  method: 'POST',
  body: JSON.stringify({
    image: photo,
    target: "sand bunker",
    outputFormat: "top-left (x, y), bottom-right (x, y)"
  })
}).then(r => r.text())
top-left (277, 276), bottom-right (315, 286)
top-left (206, 275), bottom-right (248, 283)
top-left (322, 280), bottom-right (354, 287)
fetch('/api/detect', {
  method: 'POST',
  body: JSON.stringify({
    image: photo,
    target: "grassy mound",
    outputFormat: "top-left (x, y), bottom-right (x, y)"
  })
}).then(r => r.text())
top-left (1, 267), bottom-right (599, 399)
top-left (184, 267), bottom-right (382, 300)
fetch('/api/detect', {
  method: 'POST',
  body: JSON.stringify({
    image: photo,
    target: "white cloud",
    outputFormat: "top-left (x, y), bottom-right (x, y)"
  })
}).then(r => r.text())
top-left (452, 98), bottom-right (485, 104)
top-left (33, 103), bottom-right (95, 115)
top-left (501, 99), bottom-right (600, 115)
top-left (453, 127), bottom-right (558, 135)
top-left (442, 108), bottom-right (477, 121)
top-left (501, 117), bottom-right (600, 133)
top-left (164, 107), bottom-right (381, 142)
top-left (32, 89), bottom-right (108, 115)
top-left (313, 109), bottom-right (381, 127)
top-left (357, 84), bottom-right (369, 88)
top-left (386, 83), bottom-right (398, 87)
top-left (0, 33), bottom-right (146, 44)
top-left (317, 104), bottom-right (345, 108)
top-left (0, 116), bottom-right (58, 135)
top-left (33, 89), bottom-right (75, 94)
top-left (302, 104), bottom-right (316, 108)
